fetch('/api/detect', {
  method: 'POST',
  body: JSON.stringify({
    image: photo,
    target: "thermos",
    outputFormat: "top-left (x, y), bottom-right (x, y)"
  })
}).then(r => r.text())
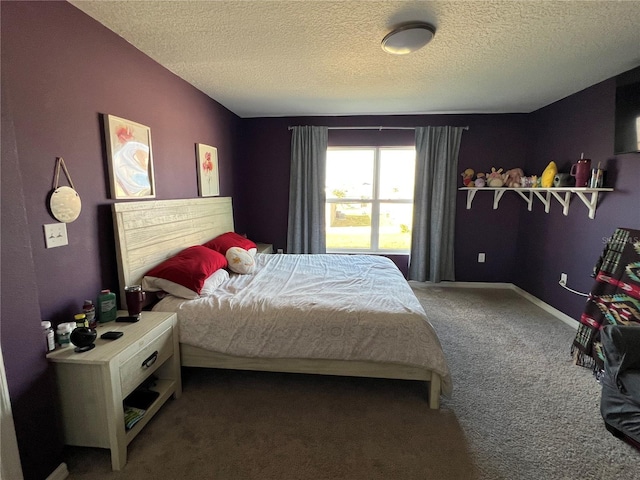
top-left (570, 154), bottom-right (591, 187)
top-left (124, 285), bottom-right (145, 317)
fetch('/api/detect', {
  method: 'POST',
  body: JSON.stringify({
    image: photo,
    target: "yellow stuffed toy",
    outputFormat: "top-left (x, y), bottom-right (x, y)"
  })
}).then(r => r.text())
top-left (541, 161), bottom-right (557, 188)
top-left (461, 168), bottom-right (475, 186)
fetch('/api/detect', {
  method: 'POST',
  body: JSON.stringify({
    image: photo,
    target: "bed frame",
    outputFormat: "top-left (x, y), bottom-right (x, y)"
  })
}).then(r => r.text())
top-left (112, 197), bottom-right (442, 408)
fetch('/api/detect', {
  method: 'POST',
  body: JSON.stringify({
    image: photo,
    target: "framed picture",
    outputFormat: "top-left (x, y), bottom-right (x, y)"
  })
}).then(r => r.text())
top-left (196, 143), bottom-right (220, 197)
top-left (103, 114), bottom-right (155, 199)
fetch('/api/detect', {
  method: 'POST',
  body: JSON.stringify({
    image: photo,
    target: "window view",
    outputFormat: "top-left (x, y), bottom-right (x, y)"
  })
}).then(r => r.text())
top-left (325, 147), bottom-right (415, 253)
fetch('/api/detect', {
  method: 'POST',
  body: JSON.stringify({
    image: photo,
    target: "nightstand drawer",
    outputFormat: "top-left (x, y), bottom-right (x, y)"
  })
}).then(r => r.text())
top-left (119, 324), bottom-right (173, 397)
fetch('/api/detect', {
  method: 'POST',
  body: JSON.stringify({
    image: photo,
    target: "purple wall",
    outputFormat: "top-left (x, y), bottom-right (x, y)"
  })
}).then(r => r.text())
top-left (238, 114), bottom-right (531, 278)
top-left (2, 76), bottom-right (64, 480)
top-left (1, 2), bottom-right (240, 478)
top-left (2, 2), bottom-right (639, 478)
top-left (238, 87), bottom-right (639, 304)
top-left (516, 78), bottom-right (640, 320)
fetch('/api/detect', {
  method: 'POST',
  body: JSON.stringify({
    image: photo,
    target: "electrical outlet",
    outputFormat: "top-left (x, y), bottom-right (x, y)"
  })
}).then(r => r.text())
top-left (44, 223), bottom-right (68, 248)
top-left (478, 253), bottom-right (485, 263)
top-left (276, 248), bottom-right (284, 254)
top-left (560, 273), bottom-right (568, 286)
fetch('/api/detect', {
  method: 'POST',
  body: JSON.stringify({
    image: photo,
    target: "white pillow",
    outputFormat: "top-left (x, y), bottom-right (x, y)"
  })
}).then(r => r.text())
top-left (144, 268), bottom-right (230, 299)
top-left (142, 275), bottom-right (200, 299)
top-left (199, 268), bottom-right (230, 296)
top-left (225, 247), bottom-right (255, 274)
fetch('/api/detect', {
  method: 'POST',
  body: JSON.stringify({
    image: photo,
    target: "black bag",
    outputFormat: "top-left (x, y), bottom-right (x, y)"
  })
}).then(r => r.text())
top-left (600, 325), bottom-right (640, 449)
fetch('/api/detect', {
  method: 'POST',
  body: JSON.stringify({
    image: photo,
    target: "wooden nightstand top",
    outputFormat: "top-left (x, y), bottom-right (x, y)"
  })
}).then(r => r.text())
top-left (47, 311), bottom-right (176, 365)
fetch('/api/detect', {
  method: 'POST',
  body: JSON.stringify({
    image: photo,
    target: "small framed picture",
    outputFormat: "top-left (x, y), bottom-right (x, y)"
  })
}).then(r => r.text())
top-left (103, 114), bottom-right (155, 199)
top-left (196, 143), bottom-right (220, 197)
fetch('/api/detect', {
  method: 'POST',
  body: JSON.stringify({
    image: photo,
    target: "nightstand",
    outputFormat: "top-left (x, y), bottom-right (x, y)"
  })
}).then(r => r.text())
top-left (256, 243), bottom-right (274, 254)
top-left (47, 311), bottom-right (181, 470)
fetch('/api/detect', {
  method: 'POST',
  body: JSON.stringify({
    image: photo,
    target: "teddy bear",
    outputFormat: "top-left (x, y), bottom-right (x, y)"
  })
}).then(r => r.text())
top-left (460, 168), bottom-right (475, 186)
top-left (486, 167), bottom-right (504, 187)
top-left (474, 172), bottom-right (486, 187)
top-left (503, 168), bottom-right (524, 188)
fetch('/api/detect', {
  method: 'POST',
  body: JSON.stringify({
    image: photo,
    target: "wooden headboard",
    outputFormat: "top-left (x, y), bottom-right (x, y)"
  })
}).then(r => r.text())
top-left (112, 197), bottom-right (234, 309)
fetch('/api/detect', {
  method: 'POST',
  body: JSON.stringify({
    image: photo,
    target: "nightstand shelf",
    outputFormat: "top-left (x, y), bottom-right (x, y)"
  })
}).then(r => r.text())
top-left (124, 378), bottom-right (175, 441)
top-left (256, 243), bottom-right (274, 254)
top-left (47, 311), bottom-right (181, 471)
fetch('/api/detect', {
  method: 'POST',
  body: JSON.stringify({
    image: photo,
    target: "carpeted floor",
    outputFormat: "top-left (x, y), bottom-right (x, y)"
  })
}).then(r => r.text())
top-left (65, 286), bottom-right (640, 479)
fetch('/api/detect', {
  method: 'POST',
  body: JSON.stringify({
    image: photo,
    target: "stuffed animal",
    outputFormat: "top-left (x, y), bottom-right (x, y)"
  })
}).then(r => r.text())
top-left (521, 176), bottom-right (534, 187)
top-left (474, 172), bottom-right (486, 187)
top-left (503, 168), bottom-right (524, 188)
top-left (461, 168), bottom-right (475, 186)
top-left (541, 161), bottom-right (558, 188)
top-left (486, 167), bottom-right (504, 187)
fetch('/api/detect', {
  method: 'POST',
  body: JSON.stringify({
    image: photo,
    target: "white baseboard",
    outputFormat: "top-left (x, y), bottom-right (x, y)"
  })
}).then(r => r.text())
top-left (509, 284), bottom-right (578, 330)
top-left (414, 281), bottom-right (514, 289)
top-left (46, 462), bottom-right (69, 480)
top-left (412, 281), bottom-right (578, 330)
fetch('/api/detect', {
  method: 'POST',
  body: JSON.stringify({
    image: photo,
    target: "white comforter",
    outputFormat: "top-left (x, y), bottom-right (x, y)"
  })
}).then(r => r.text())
top-left (154, 254), bottom-right (452, 395)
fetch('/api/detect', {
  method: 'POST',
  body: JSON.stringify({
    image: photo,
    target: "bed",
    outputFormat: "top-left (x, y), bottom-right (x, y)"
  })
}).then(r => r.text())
top-left (112, 197), bottom-right (451, 408)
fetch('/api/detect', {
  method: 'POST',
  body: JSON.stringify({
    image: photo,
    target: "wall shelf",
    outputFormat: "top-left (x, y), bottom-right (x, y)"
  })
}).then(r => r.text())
top-left (460, 187), bottom-right (614, 219)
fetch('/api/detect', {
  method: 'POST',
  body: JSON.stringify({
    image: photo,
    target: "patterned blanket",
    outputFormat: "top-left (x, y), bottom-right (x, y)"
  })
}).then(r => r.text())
top-left (572, 228), bottom-right (640, 373)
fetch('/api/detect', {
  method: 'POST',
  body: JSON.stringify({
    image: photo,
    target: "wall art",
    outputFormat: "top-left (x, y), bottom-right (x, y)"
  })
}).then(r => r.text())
top-left (196, 143), bottom-right (220, 197)
top-left (104, 114), bottom-right (155, 199)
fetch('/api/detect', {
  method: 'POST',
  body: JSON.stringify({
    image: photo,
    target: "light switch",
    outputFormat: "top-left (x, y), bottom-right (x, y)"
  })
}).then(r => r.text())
top-left (44, 223), bottom-right (68, 248)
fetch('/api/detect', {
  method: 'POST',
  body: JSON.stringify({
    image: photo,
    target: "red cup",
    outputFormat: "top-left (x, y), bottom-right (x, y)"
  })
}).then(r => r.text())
top-left (570, 159), bottom-right (591, 187)
top-left (124, 285), bottom-right (145, 317)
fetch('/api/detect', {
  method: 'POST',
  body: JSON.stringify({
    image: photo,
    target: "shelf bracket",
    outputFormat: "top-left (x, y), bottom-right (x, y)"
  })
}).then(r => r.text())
top-left (532, 190), bottom-right (551, 213)
top-left (493, 189), bottom-right (506, 209)
top-left (574, 191), bottom-right (600, 219)
top-left (465, 189), bottom-right (477, 210)
top-left (550, 190), bottom-right (572, 216)
top-left (514, 190), bottom-right (533, 211)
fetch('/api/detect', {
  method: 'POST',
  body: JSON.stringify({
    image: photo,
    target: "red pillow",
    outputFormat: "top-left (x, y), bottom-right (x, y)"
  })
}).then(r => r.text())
top-left (203, 232), bottom-right (257, 255)
top-left (144, 246), bottom-right (227, 296)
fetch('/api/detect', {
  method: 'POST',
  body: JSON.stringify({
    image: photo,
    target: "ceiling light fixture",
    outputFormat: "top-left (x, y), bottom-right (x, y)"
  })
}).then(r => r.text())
top-left (381, 22), bottom-right (436, 55)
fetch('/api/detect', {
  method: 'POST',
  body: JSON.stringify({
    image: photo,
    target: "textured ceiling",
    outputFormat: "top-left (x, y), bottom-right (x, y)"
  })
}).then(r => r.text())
top-left (70, 0), bottom-right (640, 118)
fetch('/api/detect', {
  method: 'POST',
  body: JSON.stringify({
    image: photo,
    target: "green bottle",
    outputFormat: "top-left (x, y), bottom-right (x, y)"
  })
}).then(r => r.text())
top-left (97, 289), bottom-right (117, 323)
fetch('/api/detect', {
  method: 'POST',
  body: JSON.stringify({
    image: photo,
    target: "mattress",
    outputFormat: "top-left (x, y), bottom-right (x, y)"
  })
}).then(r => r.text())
top-left (153, 253), bottom-right (452, 394)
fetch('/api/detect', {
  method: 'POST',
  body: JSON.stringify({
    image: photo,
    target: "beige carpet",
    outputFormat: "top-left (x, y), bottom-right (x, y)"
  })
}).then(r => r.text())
top-left (65, 286), bottom-right (640, 479)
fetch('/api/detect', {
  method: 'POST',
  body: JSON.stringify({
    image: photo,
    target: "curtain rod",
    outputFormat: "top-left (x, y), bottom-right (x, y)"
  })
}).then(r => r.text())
top-left (287, 126), bottom-right (469, 131)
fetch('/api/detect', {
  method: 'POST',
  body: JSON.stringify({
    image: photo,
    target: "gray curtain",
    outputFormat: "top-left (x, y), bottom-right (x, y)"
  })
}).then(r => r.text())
top-left (409, 126), bottom-right (465, 282)
top-left (286, 126), bottom-right (328, 254)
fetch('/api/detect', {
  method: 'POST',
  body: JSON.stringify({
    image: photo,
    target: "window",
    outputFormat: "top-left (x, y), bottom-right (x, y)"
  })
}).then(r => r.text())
top-left (325, 147), bottom-right (415, 253)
